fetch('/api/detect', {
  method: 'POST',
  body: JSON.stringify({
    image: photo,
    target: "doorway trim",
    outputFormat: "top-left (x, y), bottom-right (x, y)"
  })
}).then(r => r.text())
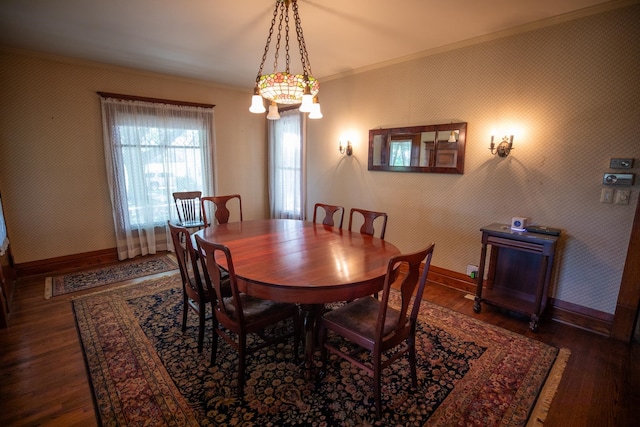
top-left (611, 196), bottom-right (640, 342)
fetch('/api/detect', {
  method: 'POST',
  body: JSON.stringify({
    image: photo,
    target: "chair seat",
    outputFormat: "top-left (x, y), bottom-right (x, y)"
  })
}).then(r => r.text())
top-left (186, 276), bottom-right (231, 301)
top-left (179, 219), bottom-right (205, 228)
top-left (221, 294), bottom-right (297, 322)
top-left (323, 296), bottom-right (400, 342)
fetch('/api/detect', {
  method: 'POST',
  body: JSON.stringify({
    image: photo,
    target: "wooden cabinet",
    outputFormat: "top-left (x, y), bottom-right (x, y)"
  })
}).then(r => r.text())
top-left (473, 223), bottom-right (560, 332)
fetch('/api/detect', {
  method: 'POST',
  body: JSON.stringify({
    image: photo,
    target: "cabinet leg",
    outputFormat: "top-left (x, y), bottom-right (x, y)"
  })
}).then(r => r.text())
top-left (473, 298), bottom-right (482, 313)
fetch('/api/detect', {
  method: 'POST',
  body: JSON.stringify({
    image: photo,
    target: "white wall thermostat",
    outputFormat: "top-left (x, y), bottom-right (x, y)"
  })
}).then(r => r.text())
top-left (511, 217), bottom-right (528, 231)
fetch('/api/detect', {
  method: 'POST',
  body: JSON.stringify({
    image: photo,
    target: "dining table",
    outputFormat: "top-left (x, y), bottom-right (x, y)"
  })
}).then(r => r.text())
top-left (194, 218), bottom-right (401, 378)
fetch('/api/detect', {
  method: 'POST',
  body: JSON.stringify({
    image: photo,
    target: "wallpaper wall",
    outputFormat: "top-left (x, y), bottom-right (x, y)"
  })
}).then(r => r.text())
top-left (305, 4), bottom-right (640, 315)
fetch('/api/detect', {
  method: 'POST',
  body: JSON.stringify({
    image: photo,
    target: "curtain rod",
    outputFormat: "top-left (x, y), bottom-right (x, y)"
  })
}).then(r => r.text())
top-left (97, 92), bottom-right (215, 109)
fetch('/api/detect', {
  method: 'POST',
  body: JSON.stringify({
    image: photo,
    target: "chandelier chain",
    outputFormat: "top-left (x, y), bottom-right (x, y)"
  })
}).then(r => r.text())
top-left (292, 0), bottom-right (311, 78)
top-left (256, 2), bottom-right (280, 83)
top-left (284, 2), bottom-right (291, 73)
top-left (274, 1), bottom-right (285, 73)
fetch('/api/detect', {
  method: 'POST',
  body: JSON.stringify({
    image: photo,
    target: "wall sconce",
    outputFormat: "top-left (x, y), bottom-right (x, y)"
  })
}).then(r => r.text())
top-left (489, 135), bottom-right (514, 157)
top-left (339, 140), bottom-right (353, 156)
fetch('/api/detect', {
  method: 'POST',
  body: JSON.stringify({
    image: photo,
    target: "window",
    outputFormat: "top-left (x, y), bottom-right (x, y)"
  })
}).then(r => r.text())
top-left (269, 110), bottom-right (306, 220)
top-left (100, 94), bottom-right (214, 259)
top-left (118, 124), bottom-right (208, 227)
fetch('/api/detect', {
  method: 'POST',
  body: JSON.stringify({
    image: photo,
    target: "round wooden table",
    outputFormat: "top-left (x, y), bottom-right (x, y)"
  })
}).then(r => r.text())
top-left (194, 218), bottom-right (400, 376)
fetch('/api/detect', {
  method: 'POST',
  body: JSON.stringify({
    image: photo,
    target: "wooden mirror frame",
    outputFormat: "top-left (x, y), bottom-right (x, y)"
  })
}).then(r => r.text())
top-left (368, 122), bottom-right (467, 174)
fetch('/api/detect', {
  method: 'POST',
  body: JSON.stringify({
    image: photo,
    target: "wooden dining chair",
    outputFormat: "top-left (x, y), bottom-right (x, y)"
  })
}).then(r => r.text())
top-left (348, 208), bottom-right (388, 240)
top-left (313, 203), bottom-right (345, 228)
top-left (201, 194), bottom-right (243, 227)
top-left (195, 235), bottom-right (301, 396)
top-left (168, 221), bottom-right (227, 353)
top-left (173, 191), bottom-right (205, 229)
top-left (319, 243), bottom-right (435, 417)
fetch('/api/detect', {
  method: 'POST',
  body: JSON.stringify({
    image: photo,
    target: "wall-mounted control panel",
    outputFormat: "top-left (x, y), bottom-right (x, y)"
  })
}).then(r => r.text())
top-left (609, 158), bottom-right (634, 169)
top-left (603, 173), bottom-right (635, 185)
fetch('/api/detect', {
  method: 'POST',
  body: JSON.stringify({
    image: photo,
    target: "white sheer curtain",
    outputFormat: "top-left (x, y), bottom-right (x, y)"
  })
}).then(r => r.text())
top-left (100, 96), bottom-right (215, 260)
top-left (268, 109), bottom-right (306, 220)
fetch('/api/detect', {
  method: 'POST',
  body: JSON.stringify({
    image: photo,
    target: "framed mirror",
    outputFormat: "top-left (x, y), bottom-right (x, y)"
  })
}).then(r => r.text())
top-left (368, 122), bottom-right (466, 174)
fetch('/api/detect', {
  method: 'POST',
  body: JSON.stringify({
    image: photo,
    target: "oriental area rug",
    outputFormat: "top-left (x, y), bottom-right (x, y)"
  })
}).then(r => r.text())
top-left (72, 274), bottom-right (569, 426)
top-left (44, 254), bottom-right (178, 299)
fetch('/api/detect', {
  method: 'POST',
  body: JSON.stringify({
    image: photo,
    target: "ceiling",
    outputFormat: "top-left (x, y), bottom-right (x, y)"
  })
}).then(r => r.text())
top-left (0, 0), bottom-right (617, 90)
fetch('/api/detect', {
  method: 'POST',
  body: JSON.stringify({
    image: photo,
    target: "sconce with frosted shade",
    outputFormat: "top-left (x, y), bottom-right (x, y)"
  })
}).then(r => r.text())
top-left (448, 130), bottom-right (457, 143)
top-left (489, 134), bottom-right (514, 157)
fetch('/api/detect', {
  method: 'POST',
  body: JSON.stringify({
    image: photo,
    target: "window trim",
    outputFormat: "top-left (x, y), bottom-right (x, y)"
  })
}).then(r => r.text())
top-left (97, 92), bottom-right (215, 109)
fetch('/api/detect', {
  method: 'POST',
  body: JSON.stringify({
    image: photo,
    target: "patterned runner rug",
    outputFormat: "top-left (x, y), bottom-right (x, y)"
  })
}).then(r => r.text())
top-left (45, 254), bottom-right (177, 299)
top-left (72, 274), bottom-right (569, 426)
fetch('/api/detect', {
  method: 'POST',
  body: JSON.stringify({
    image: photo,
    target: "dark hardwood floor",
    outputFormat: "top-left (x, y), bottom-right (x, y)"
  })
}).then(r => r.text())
top-left (0, 270), bottom-right (638, 426)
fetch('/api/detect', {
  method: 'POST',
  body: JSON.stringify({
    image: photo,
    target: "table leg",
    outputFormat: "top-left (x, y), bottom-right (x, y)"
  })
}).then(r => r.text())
top-left (300, 303), bottom-right (322, 380)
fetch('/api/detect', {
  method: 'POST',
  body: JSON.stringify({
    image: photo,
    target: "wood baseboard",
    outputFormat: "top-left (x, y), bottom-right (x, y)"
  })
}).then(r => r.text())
top-left (547, 298), bottom-right (613, 336)
top-left (426, 265), bottom-right (614, 337)
top-left (428, 265), bottom-right (477, 294)
top-left (14, 248), bottom-right (120, 278)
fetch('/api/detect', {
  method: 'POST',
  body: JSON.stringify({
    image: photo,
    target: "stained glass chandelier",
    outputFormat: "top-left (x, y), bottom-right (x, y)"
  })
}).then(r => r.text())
top-left (249, 0), bottom-right (322, 120)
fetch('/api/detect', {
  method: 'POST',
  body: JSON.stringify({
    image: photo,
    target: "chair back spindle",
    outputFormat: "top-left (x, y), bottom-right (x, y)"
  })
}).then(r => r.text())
top-left (173, 191), bottom-right (204, 229)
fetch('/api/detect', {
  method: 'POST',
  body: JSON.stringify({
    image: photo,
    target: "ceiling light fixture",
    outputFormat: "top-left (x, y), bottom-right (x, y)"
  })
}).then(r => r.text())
top-left (250, 0), bottom-right (321, 119)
